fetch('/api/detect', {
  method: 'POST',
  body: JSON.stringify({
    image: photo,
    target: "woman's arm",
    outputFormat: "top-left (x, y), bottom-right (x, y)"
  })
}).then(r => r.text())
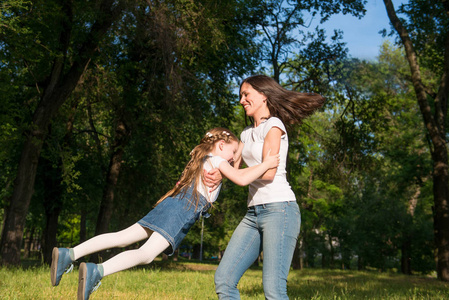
top-left (203, 168), bottom-right (222, 191)
top-left (232, 141), bottom-right (244, 169)
top-left (218, 149), bottom-right (279, 186)
top-left (259, 127), bottom-right (283, 181)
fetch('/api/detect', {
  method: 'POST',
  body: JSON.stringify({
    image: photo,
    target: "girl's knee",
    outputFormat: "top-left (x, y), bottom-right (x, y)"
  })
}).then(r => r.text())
top-left (131, 248), bottom-right (157, 265)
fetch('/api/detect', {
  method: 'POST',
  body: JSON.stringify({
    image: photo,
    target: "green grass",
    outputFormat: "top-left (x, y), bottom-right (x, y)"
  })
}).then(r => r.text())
top-left (1, 259), bottom-right (448, 299)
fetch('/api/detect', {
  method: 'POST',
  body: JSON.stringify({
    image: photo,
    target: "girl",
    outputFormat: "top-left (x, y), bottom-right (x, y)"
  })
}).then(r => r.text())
top-left (50, 127), bottom-right (280, 300)
top-left (209, 75), bottom-right (325, 299)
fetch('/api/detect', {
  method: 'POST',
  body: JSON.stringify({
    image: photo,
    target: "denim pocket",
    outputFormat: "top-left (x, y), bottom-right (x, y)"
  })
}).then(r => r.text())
top-left (288, 201), bottom-right (300, 216)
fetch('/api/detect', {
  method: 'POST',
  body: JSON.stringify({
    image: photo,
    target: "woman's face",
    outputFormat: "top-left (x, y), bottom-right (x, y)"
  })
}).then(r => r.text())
top-left (239, 82), bottom-right (267, 117)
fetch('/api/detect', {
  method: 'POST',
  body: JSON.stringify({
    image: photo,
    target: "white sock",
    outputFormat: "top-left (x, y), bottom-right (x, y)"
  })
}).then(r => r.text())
top-left (72, 223), bottom-right (150, 260)
top-left (101, 231), bottom-right (170, 276)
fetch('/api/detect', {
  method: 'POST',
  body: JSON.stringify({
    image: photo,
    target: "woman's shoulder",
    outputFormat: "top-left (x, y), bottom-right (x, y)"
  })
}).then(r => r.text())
top-left (241, 124), bottom-right (254, 132)
top-left (266, 116), bottom-right (284, 126)
top-left (263, 117), bottom-right (287, 135)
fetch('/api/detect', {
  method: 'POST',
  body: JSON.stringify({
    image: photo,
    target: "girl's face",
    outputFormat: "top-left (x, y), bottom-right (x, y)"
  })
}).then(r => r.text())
top-left (239, 82), bottom-right (267, 117)
top-left (220, 140), bottom-right (239, 164)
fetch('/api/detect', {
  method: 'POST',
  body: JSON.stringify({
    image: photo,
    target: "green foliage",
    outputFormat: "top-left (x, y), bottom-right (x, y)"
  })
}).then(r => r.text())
top-left (392, 0), bottom-right (449, 72)
top-left (0, 1), bottom-right (32, 35)
top-left (0, 0), bottom-right (440, 277)
top-left (284, 40), bottom-right (435, 273)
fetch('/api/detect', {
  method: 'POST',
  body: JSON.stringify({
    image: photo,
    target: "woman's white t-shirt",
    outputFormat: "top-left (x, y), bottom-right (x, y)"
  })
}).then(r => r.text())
top-left (240, 117), bottom-right (296, 207)
top-left (197, 154), bottom-right (225, 203)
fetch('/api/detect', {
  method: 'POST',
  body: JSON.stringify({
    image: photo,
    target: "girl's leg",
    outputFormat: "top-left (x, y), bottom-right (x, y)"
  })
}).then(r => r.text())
top-left (76, 230), bottom-right (169, 300)
top-left (214, 208), bottom-right (261, 300)
top-left (73, 223), bottom-right (150, 260)
top-left (101, 230), bottom-right (169, 276)
top-left (258, 202), bottom-right (301, 300)
top-left (51, 223), bottom-right (151, 287)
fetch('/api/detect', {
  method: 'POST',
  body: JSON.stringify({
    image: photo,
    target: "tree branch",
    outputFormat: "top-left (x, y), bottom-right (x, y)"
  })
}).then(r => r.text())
top-left (383, 0), bottom-right (442, 146)
top-left (434, 7), bottom-right (449, 136)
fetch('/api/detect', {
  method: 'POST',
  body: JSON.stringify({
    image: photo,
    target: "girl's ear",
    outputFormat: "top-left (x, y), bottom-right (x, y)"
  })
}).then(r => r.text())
top-left (218, 140), bottom-right (225, 150)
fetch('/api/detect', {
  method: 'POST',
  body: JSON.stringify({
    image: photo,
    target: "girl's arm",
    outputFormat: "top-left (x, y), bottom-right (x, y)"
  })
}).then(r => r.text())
top-left (218, 149), bottom-right (279, 186)
top-left (204, 129), bottom-right (281, 186)
top-left (203, 141), bottom-right (244, 189)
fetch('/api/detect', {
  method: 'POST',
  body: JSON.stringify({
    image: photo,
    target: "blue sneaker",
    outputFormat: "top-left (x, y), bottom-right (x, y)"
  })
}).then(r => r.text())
top-left (77, 262), bottom-right (103, 300)
top-left (50, 247), bottom-right (74, 286)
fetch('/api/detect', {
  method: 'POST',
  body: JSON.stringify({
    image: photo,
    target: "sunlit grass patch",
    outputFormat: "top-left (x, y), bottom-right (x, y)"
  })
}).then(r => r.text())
top-left (1, 262), bottom-right (448, 299)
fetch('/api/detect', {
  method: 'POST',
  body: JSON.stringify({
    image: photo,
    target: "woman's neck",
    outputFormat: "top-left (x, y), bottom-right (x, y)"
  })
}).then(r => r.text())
top-left (253, 111), bottom-right (270, 127)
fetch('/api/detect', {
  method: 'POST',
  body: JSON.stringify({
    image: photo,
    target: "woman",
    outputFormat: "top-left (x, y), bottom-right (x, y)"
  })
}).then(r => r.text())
top-left (209, 75), bottom-right (325, 299)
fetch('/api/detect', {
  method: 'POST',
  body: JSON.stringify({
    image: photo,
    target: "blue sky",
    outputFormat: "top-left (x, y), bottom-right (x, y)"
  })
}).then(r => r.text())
top-left (316, 0), bottom-right (405, 60)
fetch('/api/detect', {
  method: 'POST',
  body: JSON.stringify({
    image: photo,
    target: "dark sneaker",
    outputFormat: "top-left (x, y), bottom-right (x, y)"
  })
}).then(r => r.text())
top-left (50, 247), bottom-right (74, 286)
top-left (77, 262), bottom-right (103, 300)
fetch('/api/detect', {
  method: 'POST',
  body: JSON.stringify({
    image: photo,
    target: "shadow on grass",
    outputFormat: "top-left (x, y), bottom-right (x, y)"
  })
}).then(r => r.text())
top-left (286, 269), bottom-right (448, 299)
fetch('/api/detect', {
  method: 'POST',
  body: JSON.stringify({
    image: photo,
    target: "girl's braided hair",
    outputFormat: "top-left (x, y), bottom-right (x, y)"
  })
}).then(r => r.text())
top-left (155, 127), bottom-right (238, 209)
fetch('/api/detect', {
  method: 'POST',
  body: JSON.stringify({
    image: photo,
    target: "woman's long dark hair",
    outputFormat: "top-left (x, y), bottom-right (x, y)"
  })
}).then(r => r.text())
top-left (241, 75), bottom-right (325, 126)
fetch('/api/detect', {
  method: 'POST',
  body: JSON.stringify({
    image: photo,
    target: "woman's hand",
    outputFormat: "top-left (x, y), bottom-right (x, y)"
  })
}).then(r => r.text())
top-left (203, 168), bottom-right (223, 192)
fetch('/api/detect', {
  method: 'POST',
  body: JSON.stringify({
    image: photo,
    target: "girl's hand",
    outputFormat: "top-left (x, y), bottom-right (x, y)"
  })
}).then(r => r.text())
top-left (264, 149), bottom-right (280, 169)
top-left (203, 168), bottom-right (222, 192)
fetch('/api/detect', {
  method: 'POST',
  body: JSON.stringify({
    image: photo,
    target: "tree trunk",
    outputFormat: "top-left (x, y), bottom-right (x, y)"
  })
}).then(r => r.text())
top-left (383, 0), bottom-right (449, 281)
top-left (23, 228), bottom-right (34, 259)
top-left (0, 131), bottom-right (45, 265)
top-left (357, 255), bottom-right (364, 271)
top-left (0, 0), bottom-right (124, 266)
top-left (80, 209), bottom-right (87, 244)
top-left (42, 202), bottom-right (62, 265)
top-left (329, 233), bottom-right (335, 268)
top-left (40, 153), bottom-right (64, 265)
top-left (42, 116), bottom-right (78, 265)
top-left (401, 185), bottom-right (421, 275)
top-left (95, 119), bottom-right (130, 235)
top-left (432, 150), bottom-right (449, 280)
top-left (91, 119), bottom-right (130, 263)
top-left (401, 238), bottom-right (412, 275)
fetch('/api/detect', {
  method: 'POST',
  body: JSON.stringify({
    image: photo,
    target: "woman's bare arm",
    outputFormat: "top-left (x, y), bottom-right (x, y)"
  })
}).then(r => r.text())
top-left (259, 127), bottom-right (283, 181)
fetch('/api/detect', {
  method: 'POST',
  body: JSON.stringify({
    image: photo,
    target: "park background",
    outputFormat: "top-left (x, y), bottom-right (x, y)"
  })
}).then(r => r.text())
top-left (1, 0), bottom-right (449, 296)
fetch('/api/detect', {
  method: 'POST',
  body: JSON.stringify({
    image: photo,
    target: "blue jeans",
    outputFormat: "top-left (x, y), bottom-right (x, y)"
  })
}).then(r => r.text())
top-left (215, 201), bottom-right (301, 299)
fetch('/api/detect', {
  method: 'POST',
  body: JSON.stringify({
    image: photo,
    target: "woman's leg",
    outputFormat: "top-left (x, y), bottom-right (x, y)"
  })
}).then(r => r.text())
top-left (101, 230), bottom-right (170, 276)
top-left (214, 208), bottom-right (261, 300)
top-left (258, 202), bottom-right (301, 300)
top-left (73, 223), bottom-right (151, 260)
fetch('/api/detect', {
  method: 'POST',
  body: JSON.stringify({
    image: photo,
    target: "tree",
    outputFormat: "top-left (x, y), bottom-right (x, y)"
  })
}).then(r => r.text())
top-left (0, 0), bottom-right (126, 265)
top-left (252, 0), bottom-right (366, 83)
top-left (382, 0), bottom-right (449, 281)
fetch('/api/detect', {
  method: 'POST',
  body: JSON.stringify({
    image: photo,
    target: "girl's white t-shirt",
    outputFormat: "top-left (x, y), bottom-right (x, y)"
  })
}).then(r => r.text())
top-left (240, 117), bottom-right (296, 207)
top-left (197, 154), bottom-right (225, 203)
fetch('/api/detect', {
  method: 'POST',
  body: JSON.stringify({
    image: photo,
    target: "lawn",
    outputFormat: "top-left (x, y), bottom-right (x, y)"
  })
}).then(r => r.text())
top-left (1, 259), bottom-right (448, 299)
